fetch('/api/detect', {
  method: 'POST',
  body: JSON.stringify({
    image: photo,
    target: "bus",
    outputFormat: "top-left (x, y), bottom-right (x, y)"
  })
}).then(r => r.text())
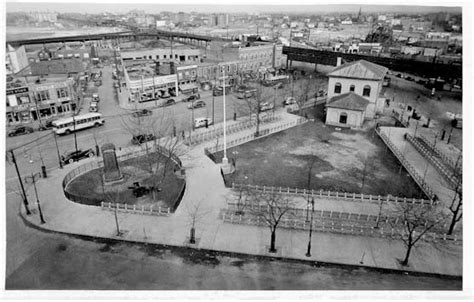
top-left (52, 112), bottom-right (105, 135)
top-left (262, 75), bottom-right (289, 87)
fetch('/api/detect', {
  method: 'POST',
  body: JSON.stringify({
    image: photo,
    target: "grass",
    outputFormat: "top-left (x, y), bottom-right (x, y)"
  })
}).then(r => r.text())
top-left (213, 107), bottom-right (426, 199)
top-left (66, 152), bottom-right (185, 208)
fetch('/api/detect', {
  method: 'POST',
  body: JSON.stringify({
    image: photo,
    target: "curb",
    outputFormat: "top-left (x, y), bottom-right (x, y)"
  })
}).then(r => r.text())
top-left (19, 210), bottom-right (462, 281)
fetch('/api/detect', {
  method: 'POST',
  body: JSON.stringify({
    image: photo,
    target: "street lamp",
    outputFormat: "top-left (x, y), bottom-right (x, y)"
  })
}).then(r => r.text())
top-left (53, 132), bottom-right (63, 169)
top-left (24, 172), bottom-right (46, 224)
top-left (306, 197), bottom-right (314, 257)
top-left (9, 149), bottom-right (31, 215)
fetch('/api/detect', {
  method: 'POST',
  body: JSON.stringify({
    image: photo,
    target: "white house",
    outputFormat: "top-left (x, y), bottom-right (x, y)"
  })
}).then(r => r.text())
top-left (325, 60), bottom-right (388, 127)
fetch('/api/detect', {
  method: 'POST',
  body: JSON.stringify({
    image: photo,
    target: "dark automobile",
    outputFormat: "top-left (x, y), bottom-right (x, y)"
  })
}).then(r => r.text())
top-left (183, 94), bottom-right (200, 102)
top-left (8, 126), bottom-right (34, 137)
top-left (163, 99), bottom-right (176, 107)
top-left (61, 149), bottom-right (95, 165)
top-left (94, 80), bottom-right (102, 86)
top-left (38, 119), bottom-right (55, 131)
top-left (131, 134), bottom-right (156, 145)
top-left (132, 109), bottom-right (152, 117)
top-left (187, 100), bottom-right (206, 109)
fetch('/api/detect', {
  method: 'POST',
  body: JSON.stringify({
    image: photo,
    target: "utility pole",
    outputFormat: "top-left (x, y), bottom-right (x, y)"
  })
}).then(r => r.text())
top-left (24, 172), bottom-right (46, 224)
top-left (306, 198), bottom-right (314, 257)
top-left (9, 150), bottom-right (31, 215)
top-left (53, 132), bottom-right (63, 169)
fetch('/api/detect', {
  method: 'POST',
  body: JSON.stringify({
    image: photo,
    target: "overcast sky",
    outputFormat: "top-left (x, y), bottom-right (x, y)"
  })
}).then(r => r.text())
top-left (5, 1), bottom-right (462, 14)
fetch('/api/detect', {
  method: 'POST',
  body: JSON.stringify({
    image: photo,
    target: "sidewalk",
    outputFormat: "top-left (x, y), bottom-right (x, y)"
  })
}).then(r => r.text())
top-left (18, 114), bottom-right (462, 277)
top-left (379, 126), bottom-right (456, 208)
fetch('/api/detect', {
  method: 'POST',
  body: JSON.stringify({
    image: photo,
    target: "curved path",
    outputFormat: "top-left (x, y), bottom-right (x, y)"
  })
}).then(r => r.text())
top-left (19, 112), bottom-right (462, 277)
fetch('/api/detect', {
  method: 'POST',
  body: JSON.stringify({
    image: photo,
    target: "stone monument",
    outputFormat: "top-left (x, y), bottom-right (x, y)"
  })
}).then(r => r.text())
top-left (101, 143), bottom-right (123, 184)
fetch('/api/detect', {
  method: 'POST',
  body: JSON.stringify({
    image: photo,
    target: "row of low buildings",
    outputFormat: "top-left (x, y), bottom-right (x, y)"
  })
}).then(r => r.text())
top-left (6, 44), bottom-right (89, 125)
top-left (120, 41), bottom-right (284, 103)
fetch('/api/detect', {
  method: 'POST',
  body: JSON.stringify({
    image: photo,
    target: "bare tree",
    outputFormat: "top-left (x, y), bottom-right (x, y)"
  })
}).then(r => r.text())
top-left (242, 83), bottom-right (271, 137)
top-left (248, 191), bottom-right (294, 253)
top-left (100, 175), bottom-right (124, 237)
top-left (447, 178), bottom-right (462, 235)
top-left (296, 77), bottom-right (312, 116)
top-left (183, 201), bottom-right (211, 244)
top-left (390, 203), bottom-right (446, 266)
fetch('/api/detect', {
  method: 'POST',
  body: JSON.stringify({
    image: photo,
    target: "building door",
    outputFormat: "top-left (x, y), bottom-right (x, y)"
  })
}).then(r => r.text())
top-left (339, 112), bottom-right (347, 124)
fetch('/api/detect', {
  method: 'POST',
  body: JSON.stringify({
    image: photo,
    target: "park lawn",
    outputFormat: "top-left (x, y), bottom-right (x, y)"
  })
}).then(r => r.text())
top-left (213, 112), bottom-right (425, 199)
top-left (66, 152), bottom-right (184, 208)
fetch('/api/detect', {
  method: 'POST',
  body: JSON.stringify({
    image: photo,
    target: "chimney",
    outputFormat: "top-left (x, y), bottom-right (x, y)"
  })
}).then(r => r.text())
top-left (336, 57), bottom-right (342, 66)
top-left (155, 61), bottom-right (160, 74)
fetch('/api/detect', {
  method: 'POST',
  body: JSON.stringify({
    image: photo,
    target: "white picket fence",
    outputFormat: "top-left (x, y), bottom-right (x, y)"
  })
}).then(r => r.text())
top-left (231, 183), bottom-right (434, 205)
top-left (100, 201), bottom-right (171, 216)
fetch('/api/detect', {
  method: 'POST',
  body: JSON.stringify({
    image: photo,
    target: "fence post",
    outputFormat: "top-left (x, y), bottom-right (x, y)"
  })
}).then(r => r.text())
top-left (142, 205), bottom-right (145, 214)
top-left (168, 208), bottom-right (170, 214)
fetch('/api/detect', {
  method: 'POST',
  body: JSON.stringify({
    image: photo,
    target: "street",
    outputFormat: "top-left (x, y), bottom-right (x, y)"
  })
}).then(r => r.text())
top-left (5, 223), bottom-right (461, 290)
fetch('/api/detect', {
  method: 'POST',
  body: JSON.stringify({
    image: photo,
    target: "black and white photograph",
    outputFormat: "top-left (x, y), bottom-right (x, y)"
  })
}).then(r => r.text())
top-left (1, 0), bottom-right (471, 299)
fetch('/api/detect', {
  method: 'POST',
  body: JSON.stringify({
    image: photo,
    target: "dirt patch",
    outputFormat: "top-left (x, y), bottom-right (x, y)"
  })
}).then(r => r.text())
top-left (216, 119), bottom-right (425, 198)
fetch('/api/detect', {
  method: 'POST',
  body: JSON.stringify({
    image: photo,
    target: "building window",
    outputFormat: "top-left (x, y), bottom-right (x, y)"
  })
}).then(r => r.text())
top-left (36, 90), bottom-right (50, 101)
top-left (349, 85), bottom-right (355, 92)
top-left (334, 82), bottom-right (342, 94)
top-left (339, 112), bottom-right (347, 124)
top-left (57, 88), bottom-right (69, 98)
top-left (164, 55), bottom-right (167, 59)
top-left (363, 85), bottom-right (371, 97)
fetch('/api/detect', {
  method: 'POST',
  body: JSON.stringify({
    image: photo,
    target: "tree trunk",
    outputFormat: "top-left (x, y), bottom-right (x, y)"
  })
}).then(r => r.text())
top-left (447, 214), bottom-right (458, 235)
top-left (269, 229), bottom-right (277, 253)
top-left (402, 244), bottom-right (412, 266)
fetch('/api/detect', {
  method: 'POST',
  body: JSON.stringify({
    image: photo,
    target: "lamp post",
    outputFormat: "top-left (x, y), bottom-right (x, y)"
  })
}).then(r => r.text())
top-left (24, 172), bottom-right (45, 224)
top-left (305, 197), bottom-right (314, 257)
top-left (53, 132), bottom-right (63, 169)
top-left (9, 150), bottom-right (31, 215)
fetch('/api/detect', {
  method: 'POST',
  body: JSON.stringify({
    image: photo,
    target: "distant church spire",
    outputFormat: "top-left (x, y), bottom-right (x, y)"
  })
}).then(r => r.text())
top-left (358, 7), bottom-right (362, 22)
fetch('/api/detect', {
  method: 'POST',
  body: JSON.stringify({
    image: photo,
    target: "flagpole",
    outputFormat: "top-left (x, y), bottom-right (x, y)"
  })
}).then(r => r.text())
top-left (222, 66), bottom-right (228, 164)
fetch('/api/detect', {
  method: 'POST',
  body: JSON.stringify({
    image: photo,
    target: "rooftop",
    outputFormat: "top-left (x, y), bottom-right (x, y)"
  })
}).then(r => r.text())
top-left (327, 59), bottom-right (388, 81)
top-left (16, 58), bottom-right (86, 76)
top-left (326, 92), bottom-right (370, 111)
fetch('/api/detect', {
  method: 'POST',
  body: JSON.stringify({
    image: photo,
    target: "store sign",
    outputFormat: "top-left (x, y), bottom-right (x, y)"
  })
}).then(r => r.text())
top-left (6, 87), bottom-right (29, 95)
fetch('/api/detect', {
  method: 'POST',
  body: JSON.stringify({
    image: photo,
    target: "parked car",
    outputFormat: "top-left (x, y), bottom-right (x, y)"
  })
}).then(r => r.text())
top-left (259, 102), bottom-right (274, 111)
top-left (92, 93), bottom-right (100, 102)
top-left (183, 94), bottom-right (200, 102)
top-left (131, 109), bottom-right (152, 117)
top-left (94, 80), bottom-right (102, 87)
top-left (194, 117), bottom-right (213, 129)
top-left (163, 99), bottom-right (176, 107)
top-left (89, 101), bottom-right (99, 112)
top-left (61, 149), bottom-right (95, 165)
top-left (114, 82), bottom-right (120, 88)
top-left (38, 119), bottom-right (55, 131)
top-left (188, 100), bottom-right (206, 109)
top-left (131, 134), bottom-right (156, 145)
top-left (8, 125), bottom-right (34, 137)
top-left (283, 97), bottom-right (296, 106)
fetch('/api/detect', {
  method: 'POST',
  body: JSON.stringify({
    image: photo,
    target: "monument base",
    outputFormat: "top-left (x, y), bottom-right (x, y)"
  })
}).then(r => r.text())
top-left (103, 174), bottom-right (124, 185)
top-left (221, 158), bottom-right (235, 175)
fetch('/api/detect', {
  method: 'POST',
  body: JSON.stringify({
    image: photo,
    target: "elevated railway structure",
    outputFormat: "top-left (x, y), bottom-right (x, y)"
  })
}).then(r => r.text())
top-left (283, 46), bottom-right (462, 80)
top-left (6, 29), bottom-right (231, 49)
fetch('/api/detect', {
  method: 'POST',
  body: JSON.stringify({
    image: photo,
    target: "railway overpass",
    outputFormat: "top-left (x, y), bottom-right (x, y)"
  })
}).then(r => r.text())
top-left (6, 29), bottom-right (231, 48)
top-left (283, 46), bottom-right (462, 79)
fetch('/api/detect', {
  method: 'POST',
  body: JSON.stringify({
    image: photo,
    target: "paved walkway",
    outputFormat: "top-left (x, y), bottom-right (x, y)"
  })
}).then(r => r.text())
top-left (379, 126), bottom-right (457, 209)
top-left (18, 112), bottom-right (462, 277)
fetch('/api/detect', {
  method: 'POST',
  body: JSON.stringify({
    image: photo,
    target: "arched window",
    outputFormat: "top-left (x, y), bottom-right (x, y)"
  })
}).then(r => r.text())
top-left (334, 82), bottom-right (342, 94)
top-left (339, 112), bottom-right (348, 124)
top-left (349, 84), bottom-right (355, 92)
top-left (363, 85), bottom-right (371, 97)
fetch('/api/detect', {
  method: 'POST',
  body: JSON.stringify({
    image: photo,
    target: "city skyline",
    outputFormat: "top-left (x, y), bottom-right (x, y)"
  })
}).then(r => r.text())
top-left (6, 2), bottom-right (462, 15)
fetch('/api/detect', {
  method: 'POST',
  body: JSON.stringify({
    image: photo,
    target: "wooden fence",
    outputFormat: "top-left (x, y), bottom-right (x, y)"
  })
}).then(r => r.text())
top-left (231, 183), bottom-right (434, 205)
